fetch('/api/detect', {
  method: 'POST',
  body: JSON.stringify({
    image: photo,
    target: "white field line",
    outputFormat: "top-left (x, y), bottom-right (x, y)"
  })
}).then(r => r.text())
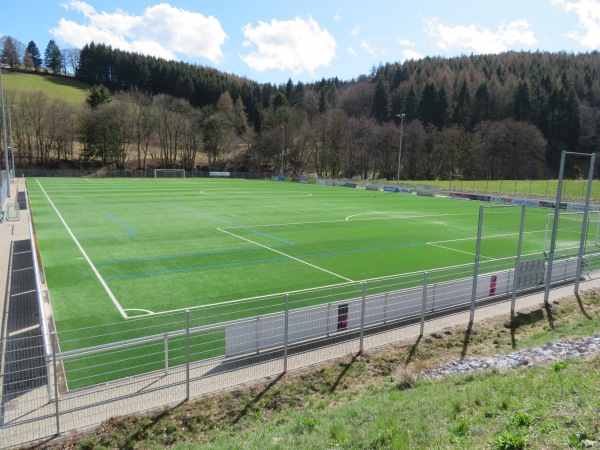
top-left (218, 227), bottom-right (354, 282)
top-left (219, 212), bottom-right (478, 232)
top-left (136, 279), bottom-right (359, 316)
top-left (35, 179), bottom-right (128, 319)
top-left (426, 242), bottom-right (495, 260)
top-left (345, 211), bottom-right (478, 221)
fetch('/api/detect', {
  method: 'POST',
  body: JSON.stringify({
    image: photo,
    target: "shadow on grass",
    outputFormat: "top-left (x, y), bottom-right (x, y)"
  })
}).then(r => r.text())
top-left (329, 354), bottom-right (359, 394)
top-left (405, 335), bottom-right (422, 364)
top-left (460, 321), bottom-right (473, 360)
top-left (575, 294), bottom-right (592, 320)
top-left (233, 373), bottom-right (284, 425)
top-left (508, 308), bottom-right (546, 348)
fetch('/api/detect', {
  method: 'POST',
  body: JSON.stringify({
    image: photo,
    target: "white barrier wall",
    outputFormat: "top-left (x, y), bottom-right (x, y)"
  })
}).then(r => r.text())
top-left (225, 256), bottom-right (586, 356)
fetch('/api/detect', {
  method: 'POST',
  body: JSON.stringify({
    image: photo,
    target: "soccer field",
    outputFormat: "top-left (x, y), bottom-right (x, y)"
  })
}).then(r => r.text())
top-left (28, 178), bottom-right (575, 329)
top-left (26, 177), bottom-right (595, 387)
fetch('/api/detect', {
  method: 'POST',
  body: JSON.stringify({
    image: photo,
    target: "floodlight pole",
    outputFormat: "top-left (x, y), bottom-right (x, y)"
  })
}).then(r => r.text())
top-left (1, 67), bottom-right (10, 197)
top-left (396, 114), bottom-right (405, 182)
top-left (280, 125), bottom-right (285, 177)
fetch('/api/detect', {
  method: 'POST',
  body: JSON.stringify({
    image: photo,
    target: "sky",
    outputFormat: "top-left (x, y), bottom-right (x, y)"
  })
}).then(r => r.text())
top-left (2, 0), bottom-right (600, 85)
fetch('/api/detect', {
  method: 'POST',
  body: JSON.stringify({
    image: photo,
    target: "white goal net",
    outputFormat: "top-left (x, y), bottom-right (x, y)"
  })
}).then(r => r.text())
top-left (153, 169), bottom-right (185, 179)
top-left (543, 211), bottom-right (600, 257)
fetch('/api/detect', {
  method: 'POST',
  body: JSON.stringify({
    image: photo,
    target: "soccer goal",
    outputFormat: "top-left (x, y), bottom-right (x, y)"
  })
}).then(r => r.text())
top-left (543, 211), bottom-right (600, 257)
top-left (153, 169), bottom-right (185, 179)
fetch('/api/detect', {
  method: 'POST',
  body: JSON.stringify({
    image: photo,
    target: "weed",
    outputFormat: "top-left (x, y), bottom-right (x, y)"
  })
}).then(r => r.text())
top-left (509, 412), bottom-right (533, 428)
top-left (567, 430), bottom-right (598, 448)
top-left (451, 419), bottom-right (470, 437)
top-left (492, 430), bottom-right (528, 450)
top-left (552, 361), bottom-right (569, 395)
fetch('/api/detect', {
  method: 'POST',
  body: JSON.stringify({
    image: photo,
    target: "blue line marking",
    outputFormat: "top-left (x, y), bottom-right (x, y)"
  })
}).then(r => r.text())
top-left (95, 245), bottom-right (290, 265)
top-left (168, 203), bottom-right (295, 245)
top-left (103, 256), bottom-right (288, 280)
top-left (101, 241), bottom-right (429, 280)
top-left (105, 213), bottom-right (138, 235)
top-left (79, 233), bottom-right (136, 240)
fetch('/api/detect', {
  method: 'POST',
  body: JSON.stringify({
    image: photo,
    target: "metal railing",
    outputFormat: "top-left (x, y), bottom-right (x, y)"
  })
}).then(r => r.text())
top-left (1, 247), bottom-right (597, 448)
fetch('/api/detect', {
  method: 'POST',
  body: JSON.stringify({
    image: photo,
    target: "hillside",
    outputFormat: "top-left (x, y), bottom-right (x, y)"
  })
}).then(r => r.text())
top-left (3, 50), bottom-right (600, 179)
top-left (1, 70), bottom-right (89, 106)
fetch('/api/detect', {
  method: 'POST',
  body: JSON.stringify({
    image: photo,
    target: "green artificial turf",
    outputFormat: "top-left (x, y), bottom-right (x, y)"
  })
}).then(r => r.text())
top-left (26, 178), bottom-right (595, 388)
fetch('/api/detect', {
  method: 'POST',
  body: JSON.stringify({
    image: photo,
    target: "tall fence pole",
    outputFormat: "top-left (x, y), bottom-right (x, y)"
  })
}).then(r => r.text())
top-left (185, 310), bottom-right (190, 401)
top-left (51, 332), bottom-right (60, 436)
top-left (575, 153), bottom-right (596, 294)
top-left (164, 333), bottom-right (169, 375)
top-left (283, 294), bottom-right (289, 374)
top-left (511, 205), bottom-right (527, 318)
top-left (359, 281), bottom-right (367, 353)
top-left (469, 205), bottom-right (485, 324)
top-left (544, 151), bottom-right (566, 305)
top-left (420, 272), bottom-right (428, 336)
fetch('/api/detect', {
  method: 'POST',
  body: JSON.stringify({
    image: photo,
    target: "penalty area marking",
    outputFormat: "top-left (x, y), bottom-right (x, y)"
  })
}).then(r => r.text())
top-left (345, 211), bottom-right (478, 221)
top-left (218, 227), bottom-right (354, 283)
top-left (35, 179), bottom-right (129, 319)
top-left (124, 308), bottom-right (155, 316)
top-left (426, 242), bottom-right (495, 261)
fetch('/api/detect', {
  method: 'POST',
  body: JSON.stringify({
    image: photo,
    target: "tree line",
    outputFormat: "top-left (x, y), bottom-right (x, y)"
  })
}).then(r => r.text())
top-left (2, 35), bottom-right (599, 180)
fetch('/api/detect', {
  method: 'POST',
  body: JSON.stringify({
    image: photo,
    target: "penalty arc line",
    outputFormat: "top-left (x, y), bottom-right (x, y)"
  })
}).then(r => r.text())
top-left (35, 179), bottom-right (129, 319)
top-left (218, 228), bottom-right (355, 283)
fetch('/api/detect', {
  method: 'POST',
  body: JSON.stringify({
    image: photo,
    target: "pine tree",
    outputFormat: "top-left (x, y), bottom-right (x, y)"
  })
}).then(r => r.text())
top-left (26, 41), bottom-right (43, 71)
top-left (372, 78), bottom-right (392, 123)
top-left (44, 40), bottom-right (62, 74)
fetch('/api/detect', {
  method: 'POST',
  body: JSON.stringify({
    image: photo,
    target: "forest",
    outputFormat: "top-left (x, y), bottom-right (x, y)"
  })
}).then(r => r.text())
top-left (2, 36), bottom-right (600, 180)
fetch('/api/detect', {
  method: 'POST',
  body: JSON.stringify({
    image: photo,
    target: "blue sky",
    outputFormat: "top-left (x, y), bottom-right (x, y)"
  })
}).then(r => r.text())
top-left (2, 0), bottom-right (600, 84)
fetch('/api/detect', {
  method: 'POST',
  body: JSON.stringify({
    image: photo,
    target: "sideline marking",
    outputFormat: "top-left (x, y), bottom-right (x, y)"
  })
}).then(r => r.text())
top-left (35, 179), bottom-right (129, 319)
top-left (426, 242), bottom-right (494, 260)
top-left (219, 227), bottom-right (354, 282)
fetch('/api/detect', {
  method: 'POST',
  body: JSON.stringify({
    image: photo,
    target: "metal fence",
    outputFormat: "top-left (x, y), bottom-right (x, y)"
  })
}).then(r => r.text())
top-left (2, 161), bottom-right (599, 447)
top-left (1, 238), bottom-right (598, 448)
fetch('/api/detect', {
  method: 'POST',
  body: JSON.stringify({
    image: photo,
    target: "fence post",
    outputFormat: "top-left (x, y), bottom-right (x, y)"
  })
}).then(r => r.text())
top-left (164, 333), bottom-right (169, 375)
top-left (544, 151), bottom-right (566, 305)
top-left (359, 281), bottom-right (367, 353)
top-left (470, 205), bottom-right (484, 324)
top-left (420, 272), bottom-right (428, 336)
top-left (575, 153), bottom-right (596, 294)
top-left (51, 332), bottom-right (60, 436)
top-left (283, 294), bottom-right (289, 374)
top-left (511, 205), bottom-right (527, 318)
top-left (185, 310), bottom-right (190, 401)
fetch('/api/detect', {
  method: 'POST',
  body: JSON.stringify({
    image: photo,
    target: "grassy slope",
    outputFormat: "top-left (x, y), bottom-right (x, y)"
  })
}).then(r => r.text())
top-left (26, 288), bottom-right (600, 449)
top-left (1, 71), bottom-right (88, 105)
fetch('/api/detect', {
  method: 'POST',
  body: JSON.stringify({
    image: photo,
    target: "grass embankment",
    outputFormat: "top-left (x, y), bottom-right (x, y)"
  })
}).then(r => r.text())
top-left (1, 71), bottom-right (88, 106)
top-left (26, 288), bottom-right (600, 449)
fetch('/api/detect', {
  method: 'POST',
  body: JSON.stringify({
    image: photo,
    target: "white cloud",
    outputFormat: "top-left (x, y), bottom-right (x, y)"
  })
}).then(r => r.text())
top-left (397, 38), bottom-right (414, 47)
top-left (360, 39), bottom-right (376, 55)
top-left (552, 0), bottom-right (600, 48)
top-left (402, 49), bottom-right (423, 61)
top-left (52, 1), bottom-right (227, 63)
top-left (347, 46), bottom-right (357, 56)
top-left (333, 10), bottom-right (342, 21)
top-left (240, 17), bottom-right (336, 75)
top-left (425, 18), bottom-right (537, 54)
top-left (351, 26), bottom-right (360, 36)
